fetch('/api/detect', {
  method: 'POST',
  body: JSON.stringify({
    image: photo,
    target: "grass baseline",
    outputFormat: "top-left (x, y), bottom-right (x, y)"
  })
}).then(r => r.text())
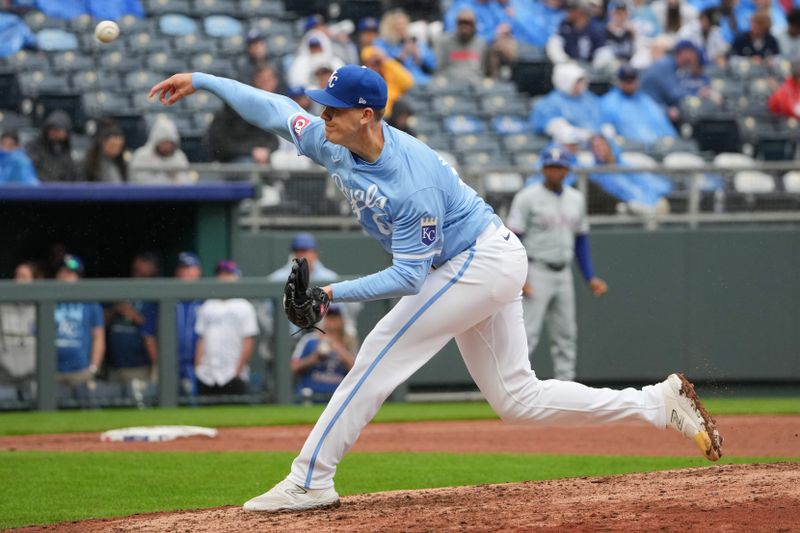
top-left (1, 451), bottom-right (797, 529)
top-left (0, 397), bottom-right (798, 436)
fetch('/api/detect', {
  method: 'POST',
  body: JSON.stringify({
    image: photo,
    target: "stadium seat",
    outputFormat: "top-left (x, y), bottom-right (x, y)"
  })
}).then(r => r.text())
top-left (484, 171), bottom-right (524, 193)
top-left (271, 151), bottom-right (314, 170)
top-left (17, 70), bottom-right (71, 97)
top-left (443, 114), bottom-right (484, 135)
top-left (145, 0), bottom-right (192, 16)
top-left (35, 29), bottom-right (79, 51)
top-left (70, 70), bottom-right (122, 92)
top-left (694, 116), bottom-right (741, 153)
top-left (117, 14), bottom-right (154, 34)
top-left (710, 77), bottom-right (744, 100)
top-left (783, 171), bottom-right (800, 193)
top-left (98, 50), bottom-right (144, 73)
top-left (481, 94), bottom-right (529, 117)
top-left (203, 15), bottom-right (243, 38)
top-left (512, 151), bottom-right (539, 168)
top-left (576, 151), bottom-right (595, 167)
top-left (338, 0), bottom-right (384, 23)
top-left (511, 59), bottom-right (553, 96)
top-left (651, 136), bottom-right (700, 157)
top-left (456, 133), bottom-right (502, 153)
top-left (124, 70), bottom-right (164, 91)
top-left (81, 91), bottom-right (133, 118)
top-left (406, 115), bottom-right (442, 135)
top-left (266, 34), bottom-right (294, 57)
top-left (713, 152), bottom-right (755, 169)
top-left (663, 151), bottom-right (723, 192)
top-left (422, 76), bottom-right (473, 97)
top-left (131, 91), bottom-right (185, 114)
top-left (433, 94), bottom-right (481, 116)
top-left (80, 33), bottom-right (127, 53)
top-left (416, 133), bottom-right (451, 151)
top-left (190, 53), bottom-right (235, 78)
top-left (146, 52), bottom-right (186, 75)
top-left (182, 89), bottom-right (224, 113)
top-left (173, 34), bottom-right (217, 56)
top-left (249, 18), bottom-right (294, 38)
top-left (240, 0), bottom-right (286, 17)
top-left (473, 78), bottom-right (517, 97)
top-left (491, 115), bottom-right (531, 135)
top-left (193, 0), bottom-right (240, 17)
top-left (159, 13), bottom-right (199, 36)
top-left (458, 150), bottom-right (506, 170)
top-left (217, 34), bottom-right (246, 57)
top-left (679, 96), bottom-right (724, 124)
top-left (48, 51), bottom-right (95, 73)
top-left (0, 110), bottom-right (32, 132)
top-left (620, 151), bottom-right (658, 168)
top-left (23, 11), bottom-right (67, 32)
top-left (2, 51), bottom-right (49, 72)
top-left (126, 32), bottom-right (172, 54)
top-left (734, 171), bottom-right (776, 193)
top-left (67, 14), bottom-right (94, 33)
top-left (730, 58), bottom-right (769, 80)
top-left (502, 132), bottom-right (548, 153)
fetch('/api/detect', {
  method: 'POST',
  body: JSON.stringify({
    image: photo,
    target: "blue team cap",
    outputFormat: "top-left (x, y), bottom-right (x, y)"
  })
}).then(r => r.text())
top-left (540, 146), bottom-right (573, 168)
top-left (291, 232), bottom-right (317, 251)
top-left (306, 65), bottom-right (388, 109)
top-left (215, 259), bottom-right (241, 276)
top-left (177, 251), bottom-right (201, 268)
top-left (617, 64), bottom-right (638, 80)
top-left (358, 17), bottom-right (379, 32)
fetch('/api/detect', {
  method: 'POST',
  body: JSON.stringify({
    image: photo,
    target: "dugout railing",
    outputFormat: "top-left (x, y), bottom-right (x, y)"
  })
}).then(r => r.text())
top-left (0, 278), bottom-right (392, 411)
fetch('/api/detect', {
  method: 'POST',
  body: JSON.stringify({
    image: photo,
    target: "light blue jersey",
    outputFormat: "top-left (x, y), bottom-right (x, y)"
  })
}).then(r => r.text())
top-left (193, 73), bottom-right (496, 303)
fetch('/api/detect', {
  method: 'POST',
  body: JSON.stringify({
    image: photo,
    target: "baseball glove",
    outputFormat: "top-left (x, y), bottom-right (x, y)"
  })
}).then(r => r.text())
top-left (283, 258), bottom-right (330, 330)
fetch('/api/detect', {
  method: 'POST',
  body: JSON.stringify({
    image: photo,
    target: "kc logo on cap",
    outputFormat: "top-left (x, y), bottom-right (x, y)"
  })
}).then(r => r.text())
top-left (306, 64), bottom-right (388, 110)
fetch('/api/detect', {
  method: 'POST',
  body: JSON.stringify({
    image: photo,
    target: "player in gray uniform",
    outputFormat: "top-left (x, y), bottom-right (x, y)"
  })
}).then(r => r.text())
top-left (507, 147), bottom-right (607, 381)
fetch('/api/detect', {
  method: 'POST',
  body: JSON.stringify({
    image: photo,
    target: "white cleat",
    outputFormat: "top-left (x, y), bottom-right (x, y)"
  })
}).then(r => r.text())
top-left (661, 373), bottom-right (723, 461)
top-left (243, 478), bottom-right (340, 512)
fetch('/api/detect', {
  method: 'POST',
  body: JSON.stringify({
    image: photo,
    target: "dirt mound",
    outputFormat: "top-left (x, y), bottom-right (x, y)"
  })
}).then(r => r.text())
top-left (15, 463), bottom-right (800, 532)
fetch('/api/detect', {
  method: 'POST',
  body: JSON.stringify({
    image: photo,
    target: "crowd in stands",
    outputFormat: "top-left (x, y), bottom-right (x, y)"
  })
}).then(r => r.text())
top-left (0, 231), bottom-right (359, 406)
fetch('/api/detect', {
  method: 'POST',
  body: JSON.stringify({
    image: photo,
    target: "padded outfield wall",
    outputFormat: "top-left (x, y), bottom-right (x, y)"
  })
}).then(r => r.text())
top-left (235, 225), bottom-right (800, 387)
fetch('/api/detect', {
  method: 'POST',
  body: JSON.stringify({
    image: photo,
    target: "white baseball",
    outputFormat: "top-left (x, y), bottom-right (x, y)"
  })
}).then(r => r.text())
top-left (94, 20), bottom-right (120, 43)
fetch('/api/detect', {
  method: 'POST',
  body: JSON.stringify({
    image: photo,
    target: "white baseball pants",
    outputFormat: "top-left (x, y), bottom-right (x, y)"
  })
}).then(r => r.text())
top-left (289, 223), bottom-right (667, 489)
top-left (523, 264), bottom-right (578, 381)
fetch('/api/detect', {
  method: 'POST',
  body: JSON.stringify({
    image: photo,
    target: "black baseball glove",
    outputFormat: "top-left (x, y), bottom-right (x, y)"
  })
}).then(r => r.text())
top-left (283, 258), bottom-right (330, 330)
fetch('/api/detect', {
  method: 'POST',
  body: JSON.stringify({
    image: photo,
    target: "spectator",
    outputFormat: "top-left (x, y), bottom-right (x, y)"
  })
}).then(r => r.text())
top-left (768, 57), bottom-right (800, 119)
top-left (208, 65), bottom-right (281, 164)
top-left (356, 16), bottom-right (380, 52)
top-left (530, 62), bottom-right (603, 140)
top-left (194, 260), bottom-right (258, 396)
top-left (1, 130), bottom-right (19, 151)
top-left (291, 305), bottom-right (356, 403)
top-left (630, 33), bottom-right (675, 69)
top-left (175, 252), bottom-right (203, 397)
top-left (677, 7), bottom-right (730, 65)
top-left (25, 110), bottom-right (79, 182)
top-left (105, 253), bottom-right (158, 402)
top-left (267, 233), bottom-right (361, 340)
top-left (287, 34), bottom-right (346, 90)
top-left (386, 99), bottom-right (417, 136)
top-left (361, 46), bottom-right (415, 118)
top-left (509, 0), bottom-right (567, 48)
top-left (640, 40), bottom-right (715, 120)
top-left (82, 124), bottom-right (127, 183)
top-left (546, 0), bottom-right (608, 65)
top-left (733, 0), bottom-right (787, 38)
top-left (0, 261), bottom-right (40, 394)
top-left (300, 14), bottom-right (359, 66)
top-left (54, 254), bottom-right (105, 395)
top-left (237, 29), bottom-right (281, 85)
top-left (731, 10), bottom-right (780, 61)
top-left (0, 130), bottom-right (38, 185)
top-left (374, 9), bottom-right (437, 85)
top-left (129, 115), bottom-right (192, 184)
top-left (444, 0), bottom-right (503, 44)
top-left (605, 0), bottom-right (637, 63)
top-left (486, 22), bottom-right (519, 80)
top-left (776, 8), bottom-right (800, 58)
top-left (588, 134), bottom-right (672, 214)
top-left (599, 65), bottom-right (678, 144)
top-left (718, 0), bottom-right (739, 42)
top-left (630, 0), bottom-right (662, 39)
top-left (651, 0), bottom-right (698, 38)
top-left (435, 8), bottom-right (488, 82)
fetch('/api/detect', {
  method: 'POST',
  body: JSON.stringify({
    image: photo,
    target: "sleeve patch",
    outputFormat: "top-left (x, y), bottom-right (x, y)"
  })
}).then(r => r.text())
top-left (420, 217), bottom-right (438, 246)
top-left (292, 115), bottom-right (310, 137)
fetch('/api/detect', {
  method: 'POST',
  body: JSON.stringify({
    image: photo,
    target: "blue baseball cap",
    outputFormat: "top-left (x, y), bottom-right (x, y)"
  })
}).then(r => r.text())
top-left (291, 232), bottom-right (317, 251)
top-left (306, 65), bottom-right (388, 109)
top-left (540, 146), bottom-right (573, 168)
top-left (358, 17), bottom-right (379, 32)
top-left (177, 251), bottom-right (201, 268)
top-left (617, 64), bottom-right (638, 80)
top-left (215, 259), bottom-right (241, 276)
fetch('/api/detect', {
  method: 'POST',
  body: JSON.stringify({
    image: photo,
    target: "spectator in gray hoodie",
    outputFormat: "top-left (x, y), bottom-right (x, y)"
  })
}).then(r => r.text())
top-left (25, 110), bottom-right (79, 182)
top-left (129, 115), bottom-right (192, 184)
top-left (435, 8), bottom-right (488, 81)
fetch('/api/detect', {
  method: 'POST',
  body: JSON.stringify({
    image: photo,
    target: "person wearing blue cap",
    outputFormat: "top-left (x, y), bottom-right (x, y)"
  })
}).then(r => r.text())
top-left (507, 146), bottom-right (607, 384)
top-left (175, 252), bottom-right (203, 397)
top-left (599, 65), bottom-right (677, 144)
top-left (54, 254), bottom-right (105, 398)
top-left (639, 39), bottom-right (715, 121)
top-left (150, 59), bottom-right (723, 511)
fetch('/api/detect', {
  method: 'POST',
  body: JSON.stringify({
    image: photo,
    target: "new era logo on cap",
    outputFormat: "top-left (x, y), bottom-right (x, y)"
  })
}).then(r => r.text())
top-left (306, 65), bottom-right (388, 110)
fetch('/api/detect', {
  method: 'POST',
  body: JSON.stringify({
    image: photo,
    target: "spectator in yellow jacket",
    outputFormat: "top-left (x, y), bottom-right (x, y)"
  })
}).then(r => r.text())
top-left (360, 45), bottom-right (414, 119)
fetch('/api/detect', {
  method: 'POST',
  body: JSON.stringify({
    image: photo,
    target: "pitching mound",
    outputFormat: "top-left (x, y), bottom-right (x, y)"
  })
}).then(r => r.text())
top-left (17, 463), bottom-right (799, 532)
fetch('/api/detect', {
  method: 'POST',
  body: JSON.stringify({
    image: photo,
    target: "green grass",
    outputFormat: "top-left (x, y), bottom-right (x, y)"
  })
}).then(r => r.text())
top-left (0, 397), bottom-right (797, 436)
top-left (1, 451), bottom-right (797, 529)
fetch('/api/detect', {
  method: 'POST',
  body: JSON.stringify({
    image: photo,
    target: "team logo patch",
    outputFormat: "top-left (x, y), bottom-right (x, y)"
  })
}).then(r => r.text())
top-left (420, 217), bottom-right (437, 246)
top-left (358, 97), bottom-right (367, 105)
top-left (292, 116), bottom-right (309, 137)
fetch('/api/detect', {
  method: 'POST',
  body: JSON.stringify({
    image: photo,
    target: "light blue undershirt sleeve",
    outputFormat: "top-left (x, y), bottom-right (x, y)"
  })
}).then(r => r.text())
top-left (191, 72), bottom-right (303, 142)
top-left (330, 257), bottom-right (433, 303)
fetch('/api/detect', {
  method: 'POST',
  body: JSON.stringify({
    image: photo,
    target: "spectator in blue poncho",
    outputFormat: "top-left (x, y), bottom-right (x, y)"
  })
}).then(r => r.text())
top-left (0, 13), bottom-right (35, 59)
top-left (530, 62), bottom-right (602, 140)
top-left (588, 134), bottom-right (672, 214)
top-left (374, 9), bottom-right (436, 85)
top-left (600, 65), bottom-right (677, 145)
top-left (0, 131), bottom-right (39, 185)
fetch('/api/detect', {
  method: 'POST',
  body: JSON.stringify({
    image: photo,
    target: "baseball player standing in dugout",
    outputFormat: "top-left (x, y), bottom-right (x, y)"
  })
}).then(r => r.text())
top-left (507, 148), bottom-right (607, 382)
top-left (149, 65), bottom-right (723, 513)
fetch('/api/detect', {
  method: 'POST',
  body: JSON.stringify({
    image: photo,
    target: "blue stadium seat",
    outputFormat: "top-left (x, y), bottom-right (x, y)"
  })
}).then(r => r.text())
top-left (203, 15), bottom-right (243, 38)
top-left (158, 13), bottom-right (199, 36)
top-left (491, 115), bottom-right (531, 135)
top-left (48, 51), bottom-right (95, 73)
top-left (34, 28), bottom-right (79, 51)
top-left (443, 114), bottom-right (485, 135)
